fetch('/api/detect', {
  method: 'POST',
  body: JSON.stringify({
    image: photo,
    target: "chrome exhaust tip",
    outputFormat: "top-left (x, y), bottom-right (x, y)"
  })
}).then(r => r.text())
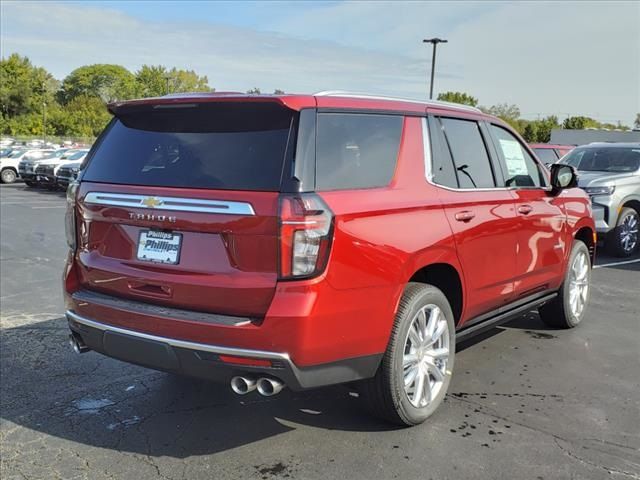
top-left (256, 377), bottom-right (285, 396)
top-left (230, 376), bottom-right (257, 395)
top-left (68, 334), bottom-right (90, 354)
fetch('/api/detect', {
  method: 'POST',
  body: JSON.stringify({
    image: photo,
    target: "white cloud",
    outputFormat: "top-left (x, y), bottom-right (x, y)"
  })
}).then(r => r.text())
top-left (1, 0), bottom-right (639, 124)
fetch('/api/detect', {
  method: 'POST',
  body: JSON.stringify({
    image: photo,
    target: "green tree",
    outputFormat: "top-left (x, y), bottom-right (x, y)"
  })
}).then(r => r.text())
top-left (436, 91), bottom-right (478, 107)
top-left (135, 65), bottom-right (168, 97)
top-left (246, 88), bottom-right (261, 94)
top-left (168, 68), bottom-right (210, 93)
top-left (136, 65), bottom-right (210, 97)
top-left (59, 64), bottom-right (137, 104)
top-left (50, 95), bottom-right (111, 137)
top-left (535, 115), bottom-right (560, 143)
top-left (0, 53), bottom-right (58, 118)
top-left (273, 89), bottom-right (285, 94)
top-left (522, 122), bottom-right (538, 143)
top-left (562, 116), bottom-right (599, 130)
top-left (484, 103), bottom-right (521, 125)
top-left (635, 113), bottom-right (640, 130)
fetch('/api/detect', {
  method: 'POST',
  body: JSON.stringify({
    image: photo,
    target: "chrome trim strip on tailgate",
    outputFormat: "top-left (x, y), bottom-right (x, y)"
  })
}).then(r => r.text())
top-left (72, 289), bottom-right (253, 327)
top-left (84, 192), bottom-right (255, 215)
top-left (66, 310), bottom-right (291, 362)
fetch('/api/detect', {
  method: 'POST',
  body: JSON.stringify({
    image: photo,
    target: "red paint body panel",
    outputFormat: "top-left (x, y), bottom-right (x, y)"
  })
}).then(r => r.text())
top-left (435, 188), bottom-right (519, 321)
top-left (511, 189), bottom-right (568, 296)
top-left (75, 182), bottom-right (280, 317)
top-left (64, 93), bottom-right (595, 373)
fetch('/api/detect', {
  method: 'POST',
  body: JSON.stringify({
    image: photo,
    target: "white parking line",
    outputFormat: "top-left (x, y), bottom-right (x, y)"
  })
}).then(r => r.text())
top-left (594, 258), bottom-right (640, 269)
top-left (31, 205), bottom-right (66, 209)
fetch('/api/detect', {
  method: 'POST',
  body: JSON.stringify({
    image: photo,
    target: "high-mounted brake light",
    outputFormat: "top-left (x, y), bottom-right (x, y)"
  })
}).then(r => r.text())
top-left (279, 194), bottom-right (333, 279)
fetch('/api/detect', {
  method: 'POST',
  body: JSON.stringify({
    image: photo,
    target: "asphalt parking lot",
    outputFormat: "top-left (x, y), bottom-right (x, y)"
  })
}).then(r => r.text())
top-left (1, 183), bottom-right (639, 480)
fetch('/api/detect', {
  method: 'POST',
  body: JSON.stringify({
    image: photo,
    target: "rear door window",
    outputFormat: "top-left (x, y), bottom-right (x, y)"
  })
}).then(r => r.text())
top-left (82, 103), bottom-right (294, 191)
top-left (315, 113), bottom-right (403, 190)
top-left (439, 117), bottom-right (496, 188)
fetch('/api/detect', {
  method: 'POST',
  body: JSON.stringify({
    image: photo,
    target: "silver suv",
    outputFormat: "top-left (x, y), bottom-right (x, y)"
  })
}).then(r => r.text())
top-left (561, 143), bottom-right (640, 256)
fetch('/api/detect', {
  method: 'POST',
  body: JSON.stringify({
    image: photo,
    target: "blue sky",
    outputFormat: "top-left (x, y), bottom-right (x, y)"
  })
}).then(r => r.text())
top-left (2, 1), bottom-right (639, 124)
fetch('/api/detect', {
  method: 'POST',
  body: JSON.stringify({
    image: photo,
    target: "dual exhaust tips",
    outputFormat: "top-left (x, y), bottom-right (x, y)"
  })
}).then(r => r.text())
top-left (69, 333), bottom-right (284, 397)
top-left (69, 334), bottom-right (90, 354)
top-left (231, 376), bottom-right (284, 397)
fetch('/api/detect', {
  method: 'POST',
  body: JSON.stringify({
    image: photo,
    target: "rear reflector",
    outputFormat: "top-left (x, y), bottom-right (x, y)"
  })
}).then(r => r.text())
top-left (218, 355), bottom-right (272, 367)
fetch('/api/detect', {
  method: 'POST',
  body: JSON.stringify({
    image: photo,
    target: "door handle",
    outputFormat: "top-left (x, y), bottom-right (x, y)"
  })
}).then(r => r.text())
top-left (454, 211), bottom-right (476, 222)
top-left (518, 204), bottom-right (533, 215)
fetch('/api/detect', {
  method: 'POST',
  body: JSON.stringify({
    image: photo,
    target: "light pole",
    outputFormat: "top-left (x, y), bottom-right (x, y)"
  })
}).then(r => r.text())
top-left (164, 75), bottom-right (171, 95)
top-left (423, 38), bottom-right (448, 100)
top-left (42, 82), bottom-right (47, 144)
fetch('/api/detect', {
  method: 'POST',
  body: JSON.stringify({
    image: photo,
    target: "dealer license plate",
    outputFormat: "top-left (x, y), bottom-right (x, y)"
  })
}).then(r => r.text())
top-left (137, 230), bottom-right (182, 265)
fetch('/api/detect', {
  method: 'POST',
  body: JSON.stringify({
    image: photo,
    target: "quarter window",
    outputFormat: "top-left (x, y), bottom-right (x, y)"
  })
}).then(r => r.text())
top-left (491, 125), bottom-right (547, 187)
top-left (439, 117), bottom-right (496, 188)
top-left (427, 117), bottom-right (458, 188)
top-left (315, 113), bottom-right (403, 190)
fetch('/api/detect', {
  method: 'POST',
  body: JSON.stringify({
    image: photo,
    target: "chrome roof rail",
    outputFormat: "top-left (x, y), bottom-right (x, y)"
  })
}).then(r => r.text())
top-left (313, 90), bottom-right (482, 113)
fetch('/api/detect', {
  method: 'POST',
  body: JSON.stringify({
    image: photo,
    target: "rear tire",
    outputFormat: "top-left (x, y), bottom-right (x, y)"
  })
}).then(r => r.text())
top-left (607, 207), bottom-right (639, 257)
top-left (1, 168), bottom-right (17, 184)
top-left (359, 283), bottom-right (455, 426)
top-left (538, 240), bottom-right (591, 329)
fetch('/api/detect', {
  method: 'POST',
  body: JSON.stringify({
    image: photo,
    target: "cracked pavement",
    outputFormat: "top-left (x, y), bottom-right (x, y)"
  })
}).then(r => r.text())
top-left (1, 183), bottom-right (639, 479)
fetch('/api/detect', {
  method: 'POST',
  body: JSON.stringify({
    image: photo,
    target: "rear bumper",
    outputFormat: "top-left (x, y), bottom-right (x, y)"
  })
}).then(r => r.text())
top-left (66, 310), bottom-right (381, 390)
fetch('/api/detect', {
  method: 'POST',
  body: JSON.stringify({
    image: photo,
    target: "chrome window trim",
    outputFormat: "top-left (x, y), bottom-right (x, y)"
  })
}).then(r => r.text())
top-left (84, 192), bottom-right (255, 215)
top-left (66, 310), bottom-right (291, 362)
top-left (422, 117), bottom-right (434, 183)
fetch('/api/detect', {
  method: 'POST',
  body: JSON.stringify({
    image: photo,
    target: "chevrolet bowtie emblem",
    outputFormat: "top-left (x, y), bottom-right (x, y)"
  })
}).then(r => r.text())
top-left (141, 196), bottom-right (163, 208)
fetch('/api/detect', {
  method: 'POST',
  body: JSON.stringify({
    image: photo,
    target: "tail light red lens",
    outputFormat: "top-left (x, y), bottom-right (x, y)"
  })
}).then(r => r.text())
top-left (279, 193), bottom-right (333, 279)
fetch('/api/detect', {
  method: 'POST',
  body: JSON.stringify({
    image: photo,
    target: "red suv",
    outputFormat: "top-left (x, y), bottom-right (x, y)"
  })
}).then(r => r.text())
top-left (64, 92), bottom-right (595, 425)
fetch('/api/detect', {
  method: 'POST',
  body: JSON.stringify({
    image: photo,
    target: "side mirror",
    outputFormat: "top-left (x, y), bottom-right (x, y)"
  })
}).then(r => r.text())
top-left (550, 164), bottom-right (577, 194)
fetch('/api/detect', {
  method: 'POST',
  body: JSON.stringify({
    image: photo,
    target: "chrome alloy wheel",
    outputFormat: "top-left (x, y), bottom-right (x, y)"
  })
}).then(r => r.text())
top-left (568, 251), bottom-right (590, 319)
top-left (620, 212), bottom-right (639, 254)
top-left (402, 304), bottom-right (450, 408)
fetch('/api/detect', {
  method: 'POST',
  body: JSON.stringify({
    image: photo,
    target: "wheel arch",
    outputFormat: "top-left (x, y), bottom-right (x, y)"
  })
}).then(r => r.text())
top-left (574, 225), bottom-right (596, 264)
top-left (406, 262), bottom-right (464, 328)
top-left (621, 197), bottom-right (640, 215)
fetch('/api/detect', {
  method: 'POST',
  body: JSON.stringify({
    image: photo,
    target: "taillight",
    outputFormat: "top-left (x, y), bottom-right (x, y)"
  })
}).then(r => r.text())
top-left (65, 181), bottom-right (79, 250)
top-left (279, 193), bottom-right (333, 279)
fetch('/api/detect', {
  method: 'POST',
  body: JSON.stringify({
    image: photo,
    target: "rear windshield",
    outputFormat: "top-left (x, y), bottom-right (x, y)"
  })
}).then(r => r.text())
top-left (532, 148), bottom-right (558, 163)
top-left (83, 102), bottom-right (294, 190)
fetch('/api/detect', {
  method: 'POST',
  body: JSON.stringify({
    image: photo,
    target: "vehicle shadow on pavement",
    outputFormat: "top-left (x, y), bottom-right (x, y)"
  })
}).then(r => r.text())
top-left (456, 310), bottom-right (555, 353)
top-left (0, 310), bottom-right (574, 458)
top-left (12, 185), bottom-right (66, 197)
top-left (1, 317), bottom-right (400, 459)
